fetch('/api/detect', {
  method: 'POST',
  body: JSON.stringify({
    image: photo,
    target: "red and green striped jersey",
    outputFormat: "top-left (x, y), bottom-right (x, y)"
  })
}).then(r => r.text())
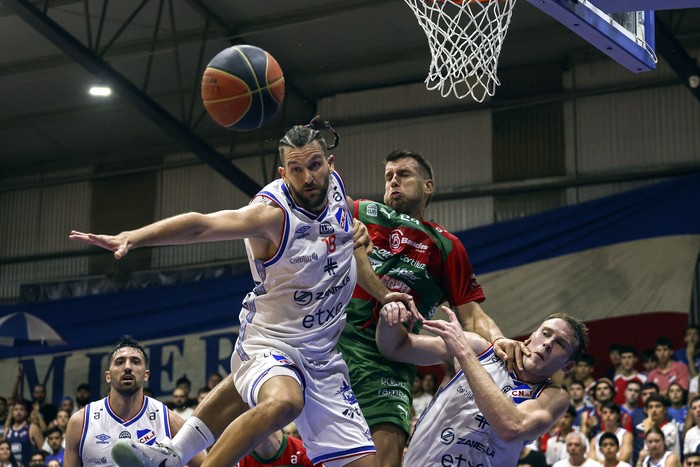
top-left (348, 200), bottom-right (484, 328)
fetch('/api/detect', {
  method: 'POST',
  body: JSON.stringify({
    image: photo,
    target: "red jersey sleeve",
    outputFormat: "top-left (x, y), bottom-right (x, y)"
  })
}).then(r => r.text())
top-left (434, 224), bottom-right (485, 306)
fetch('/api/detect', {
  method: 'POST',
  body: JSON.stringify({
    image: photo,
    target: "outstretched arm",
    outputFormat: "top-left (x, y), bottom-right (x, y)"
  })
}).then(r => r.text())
top-left (423, 307), bottom-right (569, 443)
top-left (69, 204), bottom-right (284, 259)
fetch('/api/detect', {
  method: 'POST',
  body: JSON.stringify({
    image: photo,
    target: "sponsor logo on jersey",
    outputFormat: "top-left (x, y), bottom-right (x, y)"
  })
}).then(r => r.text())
top-left (441, 428), bottom-right (456, 445)
top-left (456, 384), bottom-right (475, 401)
top-left (389, 230), bottom-right (428, 253)
top-left (379, 207), bottom-right (392, 219)
top-left (95, 433), bottom-right (110, 444)
top-left (455, 437), bottom-right (496, 457)
top-left (272, 353), bottom-right (294, 366)
top-left (302, 302), bottom-right (344, 329)
top-left (373, 247), bottom-right (394, 260)
top-left (295, 225), bottom-right (311, 239)
top-left (377, 388), bottom-right (410, 402)
top-left (388, 267), bottom-right (421, 282)
top-left (137, 429), bottom-right (157, 445)
top-left (289, 252), bottom-right (319, 264)
top-left (118, 431), bottom-right (131, 439)
top-left (366, 203), bottom-right (378, 217)
top-left (336, 380), bottom-right (359, 405)
top-left (84, 457), bottom-right (109, 464)
top-left (510, 383), bottom-right (535, 403)
top-left (369, 257), bottom-right (382, 270)
top-left (380, 276), bottom-right (411, 294)
top-left (319, 221), bottom-right (335, 236)
top-left (335, 208), bottom-right (349, 232)
top-left (323, 258), bottom-right (339, 276)
top-left (294, 290), bottom-right (313, 306)
top-left (400, 255), bottom-right (427, 270)
top-left (294, 276), bottom-right (351, 305)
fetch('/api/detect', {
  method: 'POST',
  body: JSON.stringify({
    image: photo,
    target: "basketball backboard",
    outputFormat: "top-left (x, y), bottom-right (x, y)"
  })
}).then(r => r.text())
top-left (527, 0), bottom-right (657, 72)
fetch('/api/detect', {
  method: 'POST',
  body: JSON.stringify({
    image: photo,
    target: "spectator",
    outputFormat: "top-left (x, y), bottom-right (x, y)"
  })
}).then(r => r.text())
top-left (685, 453), bottom-right (700, 467)
top-left (637, 426), bottom-right (680, 467)
top-left (597, 432), bottom-right (632, 467)
top-left (202, 372), bottom-right (223, 392)
top-left (620, 380), bottom-right (643, 431)
top-left (168, 387), bottom-right (194, 421)
top-left (518, 444), bottom-right (547, 467)
top-left (10, 369), bottom-right (57, 430)
top-left (28, 450), bottom-right (46, 465)
top-left (0, 439), bottom-right (21, 467)
top-left (631, 382), bottom-right (661, 464)
top-left (547, 405), bottom-right (590, 466)
top-left (46, 461), bottom-right (61, 467)
top-left (639, 394), bottom-right (680, 460)
top-left (674, 325), bottom-right (700, 378)
top-left (5, 399), bottom-right (44, 466)
top-left (43, 426), bottom-right (64, 466)
top-left (614, 346), bottom-right (647, 407)
top-left (588, 402), bottom-right (633, 463)
top-left (607, 343), bottom-right (625, 379)
top-left (647, 337), bottom-right (690, 394)
top-left (73, 384), bottom-right (91, 413)
top-left (683, 396), bottom-right (700, 456)
top-left (58, 397), bottom-right (73, 416)
top-left (421, 373), bottom-right (437, 397)
top-left (667, 383), bottom-right (687, 434)
top-left (174, 375), bottom-right (196, 408)
top-left (570, 380), bottom-right (596, 430)
top-left (0, 396), bottom-right (7, 438)
top-left (641, 349), bottom-right (659, 376)
top-left (569, 355), bottom-right (596, 395)
top-left (411, 375), bottom-right (431, 417)
top-left (552, 431), bottom-right (602, 466)
top-left (584, 378), bottom-right (616, 438)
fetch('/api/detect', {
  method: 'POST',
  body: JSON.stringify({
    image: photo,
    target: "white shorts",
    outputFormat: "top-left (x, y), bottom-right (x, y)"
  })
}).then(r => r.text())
top-left (231, 339), bottom-right (376, 466)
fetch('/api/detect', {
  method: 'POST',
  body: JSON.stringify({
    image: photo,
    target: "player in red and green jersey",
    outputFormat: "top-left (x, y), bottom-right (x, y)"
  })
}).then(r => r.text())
top-left (337, 150), bottom-right (528, 467)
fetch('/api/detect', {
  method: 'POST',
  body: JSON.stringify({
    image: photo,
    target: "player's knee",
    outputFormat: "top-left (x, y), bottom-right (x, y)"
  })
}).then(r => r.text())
top-left (265, 395), bottom-right (303, 425)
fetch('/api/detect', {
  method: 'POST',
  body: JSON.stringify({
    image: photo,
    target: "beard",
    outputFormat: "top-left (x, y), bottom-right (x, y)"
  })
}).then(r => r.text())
top-left (288, 176), bottom-right (330, 212)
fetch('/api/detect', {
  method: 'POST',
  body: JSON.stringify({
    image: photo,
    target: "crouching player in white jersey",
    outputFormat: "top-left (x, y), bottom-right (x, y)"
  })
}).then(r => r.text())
top-left (70, 120), bottom-right (415, 467)
top-left (377, 304), bottom-right (589, 466)
top-left (63, 336), bottom-right (205, 467)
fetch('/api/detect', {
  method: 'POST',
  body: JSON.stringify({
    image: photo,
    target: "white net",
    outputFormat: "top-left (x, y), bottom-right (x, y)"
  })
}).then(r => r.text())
top-left (404, 0), bottom-right (517, 102)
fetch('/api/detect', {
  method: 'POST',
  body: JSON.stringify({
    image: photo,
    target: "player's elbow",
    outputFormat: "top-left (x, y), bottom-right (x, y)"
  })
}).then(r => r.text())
top-left (495, 420), bottom-right (528, 443)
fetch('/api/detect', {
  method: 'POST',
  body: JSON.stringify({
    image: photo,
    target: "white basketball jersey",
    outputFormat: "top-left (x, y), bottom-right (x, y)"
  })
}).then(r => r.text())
top-left (404, 346), bottom-right (551, 467)
top-left (238, 172), bottom-right (356, 359)
top-left (79, 396), bottom-right (171, 466)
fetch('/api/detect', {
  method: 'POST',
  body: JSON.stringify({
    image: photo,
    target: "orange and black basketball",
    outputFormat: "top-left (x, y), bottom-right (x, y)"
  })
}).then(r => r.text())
top-left (201, 45), bottom-right (285, 131)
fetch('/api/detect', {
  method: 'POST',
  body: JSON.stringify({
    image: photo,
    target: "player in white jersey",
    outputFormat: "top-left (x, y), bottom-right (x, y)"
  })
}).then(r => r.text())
top-left (376, 303), bottom-right (589, 466)
top-left (70, 121), bottom-right (411, 467)
top-left (63, 336), bottom-right (204, 467)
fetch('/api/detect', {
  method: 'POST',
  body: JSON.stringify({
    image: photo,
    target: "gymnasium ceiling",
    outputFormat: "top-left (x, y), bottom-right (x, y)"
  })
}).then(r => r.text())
top-left (1, 0), bottom-right (700, 196)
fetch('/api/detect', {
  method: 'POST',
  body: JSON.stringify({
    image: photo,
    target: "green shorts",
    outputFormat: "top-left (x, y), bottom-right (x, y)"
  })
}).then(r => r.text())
top-left (338, 322), bottom-right (415, 435)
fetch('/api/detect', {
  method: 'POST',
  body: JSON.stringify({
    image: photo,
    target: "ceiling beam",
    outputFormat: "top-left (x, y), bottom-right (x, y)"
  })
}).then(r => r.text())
top-left (655, 14), bottom-right (700, 103)
top-left (5, 0), bottom-right (262, 196)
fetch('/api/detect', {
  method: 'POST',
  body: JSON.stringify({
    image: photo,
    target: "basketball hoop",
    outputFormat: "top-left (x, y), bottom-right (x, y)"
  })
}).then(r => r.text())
top-left (404, 0), bottom-right (517, 101)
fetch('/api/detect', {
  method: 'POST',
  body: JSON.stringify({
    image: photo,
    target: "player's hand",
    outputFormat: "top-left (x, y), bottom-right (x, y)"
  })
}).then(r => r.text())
top-left (421, 306), bottom-right (473, 359)
top-left (352, 219), bottom-right (373, 254)
top-left (492, 337), bottom-right (531, 372)
top-left (381, 292), bottom-right (422, 331)
top-left (69, 230), bottom-right (130, 259)
top-left (379, 301), bottom-right (409, 327)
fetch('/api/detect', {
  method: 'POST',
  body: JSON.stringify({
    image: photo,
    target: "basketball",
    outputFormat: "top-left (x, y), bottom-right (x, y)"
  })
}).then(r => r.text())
top-left (201, 45), bottom-right (285, 131)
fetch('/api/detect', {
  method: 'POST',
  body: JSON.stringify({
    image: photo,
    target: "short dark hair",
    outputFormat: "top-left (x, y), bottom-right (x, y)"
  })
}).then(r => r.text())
top-left (600, 401), bottom-right (621, 414)
top-left (620, 345), bottom-right (638, 357)
top-left (278, 125), bottom-right (329, 164)
top-left (599, 431), bottom-right (619, 448)
top-left (576, 353), bottom-right (595, 366)
top-left (176, 375), bottom-right (191, 387)
top-left (608, 342), bottom-right (624, 354)
top-left (655, 336), bottom-right (674, 349)
top-left (108, 335), bottom-right (148, 367)
top-left (44, 426), bottom-right (62, 438)
top-left (641, 381), bottom-right (660, 393)
top-left (645, 393), bottom-right (670, 409)
top-left (569, 380), bottom-right (585, 389)
top-left (544, 313), bottom-right (589, 361)
top-left (76, 383), bottom-right (91, 392)
top-left (384, 150), bottom-right (434, 180)
top-left (644, 426), bottom-right (666, 446)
